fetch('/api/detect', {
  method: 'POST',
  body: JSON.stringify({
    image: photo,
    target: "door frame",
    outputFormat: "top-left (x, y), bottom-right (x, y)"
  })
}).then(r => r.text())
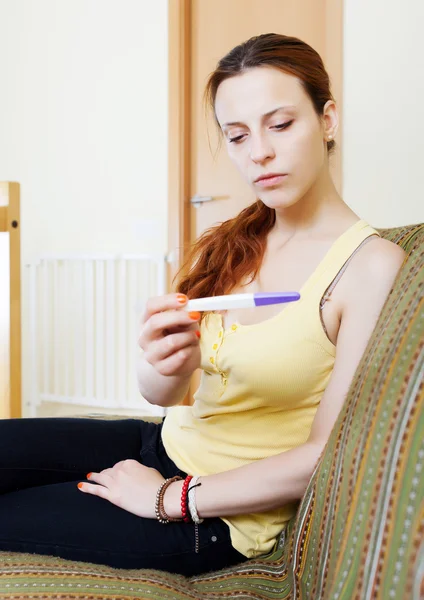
top-left (0, 182), bottom-right (21, 418)
top-left (167, 0), bottom-right (344, 282)
top-left (167, 0), bottom-right (192, 289)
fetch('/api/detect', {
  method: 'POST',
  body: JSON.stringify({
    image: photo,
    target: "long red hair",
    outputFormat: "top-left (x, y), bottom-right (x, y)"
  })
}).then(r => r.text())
top-left (175, 33), bottom-right (335, 310)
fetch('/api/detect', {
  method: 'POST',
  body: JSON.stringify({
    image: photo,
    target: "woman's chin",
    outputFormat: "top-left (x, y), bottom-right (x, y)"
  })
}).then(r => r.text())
top-left (259, 191), bottom-right (300, 211)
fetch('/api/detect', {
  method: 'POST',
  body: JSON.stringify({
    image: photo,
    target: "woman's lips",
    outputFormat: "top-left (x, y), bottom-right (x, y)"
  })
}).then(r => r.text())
top-left (254, 174), bottom-right (287, 187)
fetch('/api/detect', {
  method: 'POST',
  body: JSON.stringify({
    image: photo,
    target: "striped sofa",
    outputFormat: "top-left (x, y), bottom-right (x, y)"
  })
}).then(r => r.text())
top-left (0, 223), bottom-right (423, 600)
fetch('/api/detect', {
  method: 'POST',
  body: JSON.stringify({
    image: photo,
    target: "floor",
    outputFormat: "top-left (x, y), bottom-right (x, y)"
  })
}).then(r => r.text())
top-left (25, 401), bottom-right (164, 420)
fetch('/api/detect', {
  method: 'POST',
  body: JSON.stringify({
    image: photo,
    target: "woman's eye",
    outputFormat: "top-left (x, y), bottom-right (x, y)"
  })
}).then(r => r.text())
top-left (228, 134), bottom-right (245, 144)
top-left (273, 120), bottom-right (294, 131)
top-left (228, 120), bottom-right (294, 143)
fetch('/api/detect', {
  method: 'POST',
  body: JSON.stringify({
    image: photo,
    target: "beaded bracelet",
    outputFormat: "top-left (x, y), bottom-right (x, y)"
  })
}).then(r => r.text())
top-left (180, 475), bottom-right (193, 523)
top-left (155, 476), bottom-right (183, 524)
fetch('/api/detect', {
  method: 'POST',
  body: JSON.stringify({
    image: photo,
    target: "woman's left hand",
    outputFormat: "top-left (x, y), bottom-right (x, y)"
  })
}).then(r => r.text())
top-left (77, 459), bottom-right (165, 518)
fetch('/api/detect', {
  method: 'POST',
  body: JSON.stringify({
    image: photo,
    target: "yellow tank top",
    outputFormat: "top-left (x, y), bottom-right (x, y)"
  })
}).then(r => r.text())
top-left (162, 220), bottom-right (380, 558)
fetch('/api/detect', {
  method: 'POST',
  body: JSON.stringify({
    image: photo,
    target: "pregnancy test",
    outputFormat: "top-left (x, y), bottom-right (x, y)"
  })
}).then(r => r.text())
top-left (185, 292), bottom-right (300, 312)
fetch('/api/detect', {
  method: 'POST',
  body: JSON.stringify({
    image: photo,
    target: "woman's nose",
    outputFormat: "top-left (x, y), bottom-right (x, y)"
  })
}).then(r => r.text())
top-left (249, 134), bottom-right (275, 163)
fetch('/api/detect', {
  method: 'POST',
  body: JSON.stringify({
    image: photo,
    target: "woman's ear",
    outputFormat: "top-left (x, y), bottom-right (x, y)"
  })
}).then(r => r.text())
top-left (322, 100), bottom-right (339, 141)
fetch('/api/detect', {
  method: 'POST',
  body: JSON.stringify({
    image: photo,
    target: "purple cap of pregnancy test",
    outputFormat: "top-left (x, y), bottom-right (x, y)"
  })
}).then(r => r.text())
top-left (253, 292), bottom-right (300, 306)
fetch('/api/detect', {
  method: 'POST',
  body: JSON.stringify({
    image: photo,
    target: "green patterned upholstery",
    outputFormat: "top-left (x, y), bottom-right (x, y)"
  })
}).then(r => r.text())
top-left (286, 223), bottom-right (424, 599)
top-left (1, 224), bottom-right (423, 600)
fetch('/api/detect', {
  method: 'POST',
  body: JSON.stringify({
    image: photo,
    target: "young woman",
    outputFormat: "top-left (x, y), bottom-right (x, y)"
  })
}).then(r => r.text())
top-left (0, 34), bottom-right (405, 576)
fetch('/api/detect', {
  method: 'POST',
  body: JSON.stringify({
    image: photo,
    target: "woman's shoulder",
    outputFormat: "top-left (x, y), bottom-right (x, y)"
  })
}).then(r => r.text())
top-left (353, 236), bottom-right (406, 282)
top-left (337, 235), bottom-right (406, 315)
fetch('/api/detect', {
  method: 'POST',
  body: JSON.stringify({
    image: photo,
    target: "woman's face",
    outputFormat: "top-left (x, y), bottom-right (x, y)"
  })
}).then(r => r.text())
top-left (214, 66), bottom-right (336, 210)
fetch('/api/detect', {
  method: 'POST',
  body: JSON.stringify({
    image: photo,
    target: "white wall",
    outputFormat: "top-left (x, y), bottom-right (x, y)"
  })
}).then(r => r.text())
top-left (343, 0), bottom-right (424, 228)
top-left (0, 0), bottom-right (168, 259)
top-left (0, 0), bottom-right (168, 416)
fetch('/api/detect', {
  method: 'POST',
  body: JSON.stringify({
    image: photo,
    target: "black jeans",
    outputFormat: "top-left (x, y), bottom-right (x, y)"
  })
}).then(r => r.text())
top-left (0, 417), bottom-right (246, 576)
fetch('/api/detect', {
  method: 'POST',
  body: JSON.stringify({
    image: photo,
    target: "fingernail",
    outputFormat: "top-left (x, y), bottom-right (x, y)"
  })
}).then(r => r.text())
top-left (86, 472), bottom-right (92, 479)
top-left (195, 330), bottom-right (201, 338)
top-left (177, 294), bottom-right (187, 304)
top-left (77, 483), bottom-right (84, 489)
top-left (189, 311), bottom-right (201, 320)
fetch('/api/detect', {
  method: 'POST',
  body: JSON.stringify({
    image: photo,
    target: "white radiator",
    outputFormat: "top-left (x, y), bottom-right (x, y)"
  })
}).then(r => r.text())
top-left (26, 254), bottom-right (167, 416)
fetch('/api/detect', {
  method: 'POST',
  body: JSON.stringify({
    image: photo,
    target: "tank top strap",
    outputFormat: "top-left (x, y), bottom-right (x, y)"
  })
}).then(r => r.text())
top-left (304, 220), bottom-right (380, 303)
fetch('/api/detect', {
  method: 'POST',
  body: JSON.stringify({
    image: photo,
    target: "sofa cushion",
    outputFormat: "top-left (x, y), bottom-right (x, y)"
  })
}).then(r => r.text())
top-left (0, 525), bottom-right (295, 600)
top-left (0, 223), bottom-right (422, 599)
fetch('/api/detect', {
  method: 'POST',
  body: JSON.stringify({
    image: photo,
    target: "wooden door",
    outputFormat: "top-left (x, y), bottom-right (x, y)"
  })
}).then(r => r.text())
top-left (167, 0), bottom-right (343, 401)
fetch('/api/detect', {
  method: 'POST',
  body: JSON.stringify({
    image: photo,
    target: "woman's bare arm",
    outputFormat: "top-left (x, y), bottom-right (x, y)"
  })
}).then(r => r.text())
top-left (164, 240), bottom-right (406, 517)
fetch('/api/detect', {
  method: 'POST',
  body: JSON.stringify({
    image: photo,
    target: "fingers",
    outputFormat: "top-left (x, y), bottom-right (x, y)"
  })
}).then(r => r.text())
top-left (166, 321), bottom-right (199, 335)
top-left (137, 293), bottom-right (201, 377)
top-left (152, 345), bottom-right (197, 377)
top-left (141, 293), bottom-right (188, 325)
top-left (77, 468), bottom-right (115, 498)
top-left (77, 460), bottom-right (143, 501)
top-left (139, 309), bottom-right (201, 351)
top-left (81, 460), bottom-right (139, 487)
top-left (85, 470), bottom-right (113, 485)
top-left (143, 329), bottom-right (200, 365)
top-left (77, 479), bottom-right (111, 501)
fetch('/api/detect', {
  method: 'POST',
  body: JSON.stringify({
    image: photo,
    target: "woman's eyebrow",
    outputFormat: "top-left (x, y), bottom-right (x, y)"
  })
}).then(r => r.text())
top-left (221, 105), bottom-right (296, 129)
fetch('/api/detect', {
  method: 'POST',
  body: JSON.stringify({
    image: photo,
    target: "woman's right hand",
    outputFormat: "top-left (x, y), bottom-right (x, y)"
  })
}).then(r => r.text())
top-left (138, 293), bottom-right (201, 378)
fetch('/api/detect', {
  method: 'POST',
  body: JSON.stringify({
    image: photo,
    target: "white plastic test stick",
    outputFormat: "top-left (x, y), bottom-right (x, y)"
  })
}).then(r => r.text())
top-left (185, 292), bottom-right (300, 312)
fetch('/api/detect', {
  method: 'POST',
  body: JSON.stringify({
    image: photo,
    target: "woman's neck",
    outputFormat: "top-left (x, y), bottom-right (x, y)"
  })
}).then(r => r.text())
top-left (271, 169), bottom-right (356, 239)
